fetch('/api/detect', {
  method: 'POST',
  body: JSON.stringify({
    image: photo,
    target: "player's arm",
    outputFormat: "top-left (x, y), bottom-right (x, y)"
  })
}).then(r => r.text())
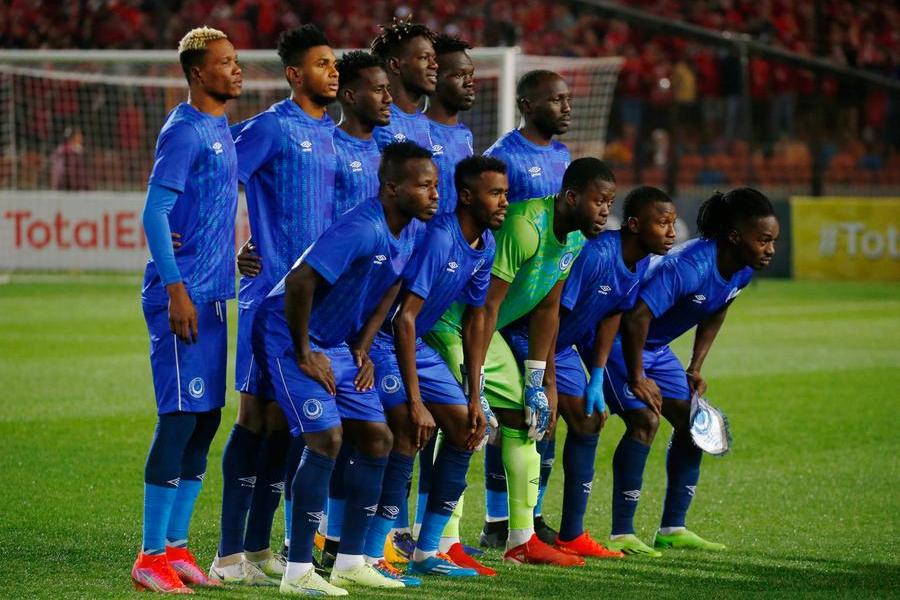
top-left (392, 291), bottom-right (436, 450)
top-left (461, 304), bottom-right (488, 449)
top-left (480, 277), bottom-right (509, 359)
top-left (685, 302), bottom-right (730, 397)
top-left (620, 300), bottom-right (662, 414)
top-left (582, 311), bottom-right (621, 419)
top-left (350, 281), bottom-right (402, 392)
top-left (284, 264), bottom-right (335, 395)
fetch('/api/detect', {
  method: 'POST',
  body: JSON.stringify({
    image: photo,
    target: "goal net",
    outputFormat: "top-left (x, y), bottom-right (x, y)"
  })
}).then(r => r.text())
top-left (0, 49), bottom-right (621, 270)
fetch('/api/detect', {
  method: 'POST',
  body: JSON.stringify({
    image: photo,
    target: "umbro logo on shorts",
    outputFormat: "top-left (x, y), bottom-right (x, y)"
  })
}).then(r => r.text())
top-left (238, 476), bottom-right (257, 488)
top-left (623, 489), bottom-right (641, 502)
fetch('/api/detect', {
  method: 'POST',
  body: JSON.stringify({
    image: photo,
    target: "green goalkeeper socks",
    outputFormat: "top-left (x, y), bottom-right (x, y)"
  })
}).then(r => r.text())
top-left (501, 426), bottom-right (539, 531)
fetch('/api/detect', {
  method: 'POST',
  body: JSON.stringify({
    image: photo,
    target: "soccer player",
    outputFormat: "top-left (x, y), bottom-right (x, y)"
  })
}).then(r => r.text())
top-left (426, 34), bottom-right (475, 213)
top-left (258, 142), bottom-right (437, 595)
top-left (425, 158), bottom-right (614, 567)
top-left (605, 188), bottom-right (778, 556)
top-left (484, 70), bottom-right (572, 203)
top-left (211, 25), bottom-right (338, 585)
top-left (334, 50), bottom-right (391, 216)
top-left (481, 69), bottom-right (574, 546)
top-left (370, 16), bottom-right (437, 151)
top-left (503, 186), bottom-right (676, 558)
top-left (132, 27), bottom-right (242, 594)
top-left (358, 156), bottom-right (508, 581)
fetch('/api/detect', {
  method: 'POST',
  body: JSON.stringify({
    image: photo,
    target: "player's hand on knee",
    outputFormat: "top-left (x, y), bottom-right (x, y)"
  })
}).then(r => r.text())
top-left (630, 376), bottom-right (662, 415)
top-left (585, 367), bottom-right (607, 417)
top-left (166, 282), bottom-right (197, 344)
top-left (350, 347), bottom-right (374, 391)
top-left (409, 401), bottom-right (435, 450)
top-left (686, 369), bottom-right (707, 397)
top-left (236, 237), bottom-right (262, 277)
top-left (467, 401), bottom-right (488, 451)
top-left (298, 351), bottom-right (336, 396)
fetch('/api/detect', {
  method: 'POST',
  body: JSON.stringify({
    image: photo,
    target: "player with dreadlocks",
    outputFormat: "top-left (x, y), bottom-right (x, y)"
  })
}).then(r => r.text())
top-left (370, 16), bottom-right (437, 153)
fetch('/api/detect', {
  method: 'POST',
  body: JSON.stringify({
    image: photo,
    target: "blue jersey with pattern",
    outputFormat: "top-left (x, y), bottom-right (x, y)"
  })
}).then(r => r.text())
top-left (386, 213), bottom-right (494, 338)
top-left (640, 238), bottom-right (753, 350)
top-left (233, 99), bottom-right (337, 308)
top-left (142, 102), bottom-right (238, 306)
top-left (373, 104), bottom-right (434, 151)
top-left (484, 129), bottom-right (570, 202)
top-left (264, 198), bottom-right (425, 349)
top-left (428, 120), bottom-right (474, 214)
top-left (333, 127), bottom-right (381, 216)
top-left (555, 230), bottom-right (649, 349)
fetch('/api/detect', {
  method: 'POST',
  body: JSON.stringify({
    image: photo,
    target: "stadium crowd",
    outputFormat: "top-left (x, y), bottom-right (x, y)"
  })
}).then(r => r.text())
top-left (1, 0), bottom-right (898, 190)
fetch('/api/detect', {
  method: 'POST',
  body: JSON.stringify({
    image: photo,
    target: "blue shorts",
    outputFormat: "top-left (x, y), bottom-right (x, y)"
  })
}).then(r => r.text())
top-left (235, 304), bottom-right (258, 394)
top-left (370, 333), bottom-right (467, 411)
top-left (142, 300), bottom-right (228, 415)
top-left (502, 328), bottom-right (587, 397)
top-left (263, 313), bottom-right (384, 436)
top-left (602, 339), bottom-right (691, 414)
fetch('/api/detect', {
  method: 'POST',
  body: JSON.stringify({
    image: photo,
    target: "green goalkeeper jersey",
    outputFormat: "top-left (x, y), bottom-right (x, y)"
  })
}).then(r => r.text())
top-left (432, 195), bottom-right (585, 334)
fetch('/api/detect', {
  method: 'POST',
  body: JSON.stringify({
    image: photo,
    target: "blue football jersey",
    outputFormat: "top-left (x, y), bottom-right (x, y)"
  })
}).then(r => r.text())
top-left (142, 102), bottom-right (238, 306)
top-left (333, 127), bottom-right (381, 217)
top-left (373, 104), bottom-right (434, 151)
top-left (233, 99), bottom-right (337, 308)
top-left (555, 230), bottom-right (649, 349)
top-left (265, 198), bottom-right (425, 349)
top-left (428, 120), bottom-right (474, 214)
top-left (484, 129), bottom-right (570, 202)
top-left (640, 238), bottom-right (754, 350)
top-left (387, 212), bottom-right (494, 337)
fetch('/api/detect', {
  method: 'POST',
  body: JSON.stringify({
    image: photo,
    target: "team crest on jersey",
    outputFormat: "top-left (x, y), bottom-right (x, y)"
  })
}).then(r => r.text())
top-left (300, 140), bottom-right (313, 152)
top-left (373, 254), bottom-right (387, 265)
top-left (528, 165), bottom-right (542, 178)
top-left (393, 132), bottom-right (407, 142)
top-left (559, 251), bottom-right (575, 271)
top-left (446, 260), bottom-right (459, 273)
top-left (350, 160), bottom-right (363, 173)
top-left (381, 375), bottom-right (402, 394)
top-left (692, 294), bottom-right (707, 304)
top-left (188, 377), bottom-right (205, 399)
top-left (725, 287), bottom-right (742, 302)
top-left (472, 258), bottom-right (485, 275)
top-left (598, 285), bottom-right (612, 295)
top-left (211, 141), bottom-right (224, 155)
top-left (432, 144), bottom-right (444, 155)
top-left (302, 399), bottom-right (324, 420)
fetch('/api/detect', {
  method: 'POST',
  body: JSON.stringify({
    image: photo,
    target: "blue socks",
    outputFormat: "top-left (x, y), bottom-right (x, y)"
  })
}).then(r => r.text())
top-left (218, 424), bottom-right (262, 556)
top-left (142, 484), bottom-right (178, 554)
top-left (325, 443), bottom-right (353, 542)
top-left (166, 409), bottom-right (219, 546)
top-left (661, 434), bottom-right (702, 528)
top-left (167, 479), bottom-right (202, 546)
top-left (559, 432), bottom-right (599, 541)
top-left (414, 435), bottom-right (436, 531)
top-left (484, 442), bottom-right (508, 520)
top-left (611, 436), bottom-right (651, 535)
top-left (287, 448), bottom-right (335, 563)
top-left (534, 438), bottom-right (555, 517)
top-left (283, 435), bottom-right (306, 547)
top-left (245, 430), bottom-right (290, 552)
top-left (363, 452), bottom-right (414, 558)
top-left (418, 445), bottom-right (472, 554)
top-left (341, 451), bottom-right (388, 557)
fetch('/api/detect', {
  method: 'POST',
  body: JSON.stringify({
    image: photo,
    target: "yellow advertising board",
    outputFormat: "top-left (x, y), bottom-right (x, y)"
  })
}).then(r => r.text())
top-left (791, 197), bottom-right (900, 281)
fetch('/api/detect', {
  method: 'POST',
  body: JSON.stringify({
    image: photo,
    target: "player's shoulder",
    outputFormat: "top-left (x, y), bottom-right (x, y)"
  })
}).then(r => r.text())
top-left (157, 106), bottom-right (203, 146)
top-left (235, 107), bottom-right (282, 138)
top-left (550, 139), bottom-right (570, 154)
top-left (484, 130), bottom-right (518, 156)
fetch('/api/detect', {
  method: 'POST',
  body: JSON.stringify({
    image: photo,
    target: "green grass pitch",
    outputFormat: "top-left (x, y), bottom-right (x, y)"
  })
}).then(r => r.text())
top-left (1, 277), bottom-right (898, 599)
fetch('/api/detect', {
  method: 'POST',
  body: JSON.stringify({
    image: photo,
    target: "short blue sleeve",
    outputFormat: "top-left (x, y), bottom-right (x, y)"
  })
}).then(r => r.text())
top-left (405, 228), bottom-right (452, 300)
top-left (304, 217), bottom-right (377, 285)
top-left (639, 259), bottom-right (699, 318)
top-left (460, 250), bottom-right (494, 308)
top-left (560, 247), bottom-right (599, 311)
top-left (233, 112), bottom-right (280, 184)
top-left (148, 122), bottom-right (199, 193)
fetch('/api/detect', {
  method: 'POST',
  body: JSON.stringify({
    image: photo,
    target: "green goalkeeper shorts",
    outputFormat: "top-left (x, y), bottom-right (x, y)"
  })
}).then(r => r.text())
top-left (424, 329), bottom-right (524, 411)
